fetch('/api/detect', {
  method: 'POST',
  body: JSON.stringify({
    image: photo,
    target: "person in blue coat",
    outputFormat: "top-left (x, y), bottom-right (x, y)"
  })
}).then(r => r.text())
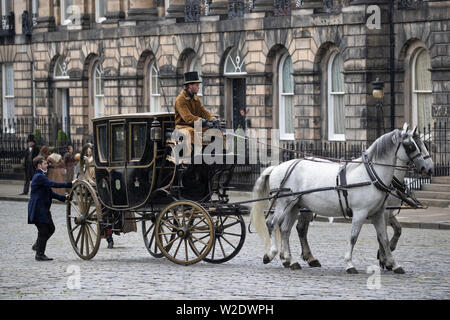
top-left (28, 157), bottom-right (76, 261)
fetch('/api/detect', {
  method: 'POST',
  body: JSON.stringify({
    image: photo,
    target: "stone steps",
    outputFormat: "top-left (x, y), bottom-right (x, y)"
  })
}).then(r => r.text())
top-left (417, 176), bottom-right (450, 208)
top-left (422, 183), bottom-right (450, 192)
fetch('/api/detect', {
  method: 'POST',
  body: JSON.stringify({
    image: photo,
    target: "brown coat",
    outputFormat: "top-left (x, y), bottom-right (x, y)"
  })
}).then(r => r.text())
top-left (174, 89), bottom-right (215, 126)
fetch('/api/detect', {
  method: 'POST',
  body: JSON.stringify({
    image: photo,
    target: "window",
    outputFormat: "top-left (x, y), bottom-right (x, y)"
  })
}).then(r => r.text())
top-left (111, 123), bottom-right (125, 162)
top-left (2, 63), bottom-right (14, 133)
top-left (130, 123), bottom-right (147, 161)
top-left (149, 61), bottom-right (161, 112)
top-left (32, 0), bottom-right (38, 25)
top-left (97, 124), bottom-right (108, 163)
top-left (95, 0), bottom-right (106, 23)
top-left (224, 48), bottom-right (246, 76)
top-left (278, 53), bottom-right (294, 140)
top-left (1, 0), bottom-right (13, 29)
top-left (189, 56), bottom-right (202, 96)
top-left (412, 48), bottom-right (432, 131)
top-left (61, 0), bottom-right (74, 25)
top-left (54, 56), bottom-right (69, 79)
top-left (327, 52), bottom-right (345, 141)
top-left (93, 61), bottom-right (105, 117)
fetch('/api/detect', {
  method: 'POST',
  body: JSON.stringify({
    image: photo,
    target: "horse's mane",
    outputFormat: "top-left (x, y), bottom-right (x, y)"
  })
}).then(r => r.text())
top-left (366, 129), bottom-right (400, 162)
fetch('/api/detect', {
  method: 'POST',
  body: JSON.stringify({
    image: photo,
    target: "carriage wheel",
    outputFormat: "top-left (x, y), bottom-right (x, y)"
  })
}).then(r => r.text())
top-left (66, 181), bottom-right (102, 260)
top-left (203, 215), bottom-right (246, 264)
top-left (142, 213), bottom-right (175, 258)
top-left (155, 200), bottom-right (214, 265)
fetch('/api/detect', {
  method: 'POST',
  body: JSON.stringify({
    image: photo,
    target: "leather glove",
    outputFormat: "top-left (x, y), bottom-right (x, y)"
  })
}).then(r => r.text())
top-left (211, 119), bottom-right (219, 128)
top-left (201, 119), bottom-right (208, 127)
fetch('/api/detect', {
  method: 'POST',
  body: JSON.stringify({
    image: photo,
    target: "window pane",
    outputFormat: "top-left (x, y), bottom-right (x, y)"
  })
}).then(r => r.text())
top-left (225, 48), bottom-right (246, 74)
top-left (112, 124), bottom-right (125, 162)
top-left (417, 93), bottom-right (432, 130)
top-left (97, 125), bottom-right (108, 162)
top-left (62, 0), bottom-right (74, 21)
top-left (130, 123), bottom-right (147, 160)
top-left (415, 50), bottom-right (432, 91)
top-left (283, 95), bottom-right (294, 134)
top-left (333, 95), bottom-right (345, 135)
top-left (282, 56), bottom-right (293, 94)
top-left (332, 54), bottom-right (344, 92)
top-left (5, 64), bottom-right (14, 96)
top-left (97, 0), bottom-right (106, 19)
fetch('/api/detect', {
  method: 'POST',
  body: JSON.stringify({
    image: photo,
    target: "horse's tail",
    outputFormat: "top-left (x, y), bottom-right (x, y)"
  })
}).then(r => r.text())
top-left (250, 166), bottom-right (275, 248)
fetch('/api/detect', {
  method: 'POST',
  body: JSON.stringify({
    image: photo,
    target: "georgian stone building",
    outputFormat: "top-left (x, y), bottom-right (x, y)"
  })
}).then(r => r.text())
top-left (0, 0), bottom-right (449, 145)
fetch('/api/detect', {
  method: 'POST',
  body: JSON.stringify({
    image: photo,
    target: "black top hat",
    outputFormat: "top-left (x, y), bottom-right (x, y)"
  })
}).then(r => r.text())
top-left (27, 134), bottom-right (36, 143)
top-left (184, 71), bottom-right (202, 85)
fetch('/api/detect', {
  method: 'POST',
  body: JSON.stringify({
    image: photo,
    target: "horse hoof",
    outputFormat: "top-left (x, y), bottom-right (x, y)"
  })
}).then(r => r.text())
top-left (263, 255), bottom-right (271, 264)
top-left (346, 267), bottom-right (358, 274)
top-left (290, 262), bottom-right (302, 270)
top-left (379, 261), bottom-right (386, 270)
top-left (308, 260), bottom-right (321, 268)
top-left (282, 261), bottom-right (291, 268)
top-left (386, 265), bottom-right (393, 271)
top-left (393, 266), bottom-right (405, 274)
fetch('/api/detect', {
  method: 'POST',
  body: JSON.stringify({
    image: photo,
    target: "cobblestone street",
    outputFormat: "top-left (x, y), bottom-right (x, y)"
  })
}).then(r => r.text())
top-left (0, 201), bottom-right (449, 300)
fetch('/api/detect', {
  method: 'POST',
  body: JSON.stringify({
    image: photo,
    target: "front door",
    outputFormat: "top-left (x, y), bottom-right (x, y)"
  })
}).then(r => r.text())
top-left (232, 78), bottom-right (246, 130)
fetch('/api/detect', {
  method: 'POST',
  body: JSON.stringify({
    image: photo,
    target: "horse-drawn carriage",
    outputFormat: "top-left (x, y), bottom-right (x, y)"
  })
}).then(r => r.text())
top-left (67, 112), bottom-right (248, 265)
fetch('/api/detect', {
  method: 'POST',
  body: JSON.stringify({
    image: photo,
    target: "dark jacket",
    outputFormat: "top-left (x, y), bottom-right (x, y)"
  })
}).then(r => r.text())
top-left (24, 145), bottom-right (40, 175)
top-left (28, 169), bottom-right (72, 224)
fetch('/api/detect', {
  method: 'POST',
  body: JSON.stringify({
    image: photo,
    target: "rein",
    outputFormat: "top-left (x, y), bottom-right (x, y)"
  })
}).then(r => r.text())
top-left (225, 132), bottom-right (413, 171)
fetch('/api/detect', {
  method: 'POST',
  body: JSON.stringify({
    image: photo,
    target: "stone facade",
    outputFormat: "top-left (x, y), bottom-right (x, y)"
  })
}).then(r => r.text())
top-left (0, 0), bottom-right (449, 144)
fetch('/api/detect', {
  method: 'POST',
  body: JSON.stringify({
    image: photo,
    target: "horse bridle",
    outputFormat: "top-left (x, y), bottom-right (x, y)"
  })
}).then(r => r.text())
top-left (394, 136), bottom-right (423, 163)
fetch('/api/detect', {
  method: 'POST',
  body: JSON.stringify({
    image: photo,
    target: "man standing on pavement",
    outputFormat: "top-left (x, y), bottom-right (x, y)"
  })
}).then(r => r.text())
top-left (28, 158), bottom-right (76, 261)
top-left (20, 135), bottom-right (40, 195)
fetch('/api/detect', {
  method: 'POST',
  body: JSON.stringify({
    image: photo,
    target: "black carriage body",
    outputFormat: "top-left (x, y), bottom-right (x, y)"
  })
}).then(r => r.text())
top-left (93, 113), bottom-right (176, 210)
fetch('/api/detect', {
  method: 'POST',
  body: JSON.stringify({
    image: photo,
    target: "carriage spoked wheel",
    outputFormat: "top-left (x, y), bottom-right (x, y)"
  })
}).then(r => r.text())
top-left (66, 180), bottom-right (102, 260)
top-left (203, 214), bottom-right (246, 264)
top-left (142, 213), bottom-right (176, 258)
top-left (155, 200), bottom-right (214, 265)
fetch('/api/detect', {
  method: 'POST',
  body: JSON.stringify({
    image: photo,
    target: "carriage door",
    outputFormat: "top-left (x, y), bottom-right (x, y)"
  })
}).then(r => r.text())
top-left (232, 78), bottom-right (246, 130)
top-left (110, 121), bottom-right (128, 207)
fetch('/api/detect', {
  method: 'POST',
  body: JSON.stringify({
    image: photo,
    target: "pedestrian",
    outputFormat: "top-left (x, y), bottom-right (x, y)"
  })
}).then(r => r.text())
top-left (63, 144), bottom-right (78, 182)
top-left (28, 157), bottom-right (76, 261)
top-left (20, 135), bottom-right (40, 195)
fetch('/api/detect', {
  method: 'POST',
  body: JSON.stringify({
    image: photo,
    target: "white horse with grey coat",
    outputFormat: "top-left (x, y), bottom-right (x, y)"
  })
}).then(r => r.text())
top-left (294, 127), bottom-right (434, 271)
top-left (251, 124), bottom-right (429, 274)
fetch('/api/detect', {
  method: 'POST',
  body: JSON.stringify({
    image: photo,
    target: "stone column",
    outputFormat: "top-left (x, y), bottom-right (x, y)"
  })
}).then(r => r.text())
top-left (102, 0), bottom-right (125, 26)
top-left (33, 0), bottom-right (55, 32)
top-left (127, 0), bottom-right (158, 23)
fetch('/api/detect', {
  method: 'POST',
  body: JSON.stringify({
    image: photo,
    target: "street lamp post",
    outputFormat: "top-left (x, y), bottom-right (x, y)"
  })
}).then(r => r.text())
top-left (372, 77), bottom-right (385, 137)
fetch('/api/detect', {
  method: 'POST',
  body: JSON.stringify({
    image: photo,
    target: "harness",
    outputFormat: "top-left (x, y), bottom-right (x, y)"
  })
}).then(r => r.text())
top-left (336, 161), bottom-right (353, 219)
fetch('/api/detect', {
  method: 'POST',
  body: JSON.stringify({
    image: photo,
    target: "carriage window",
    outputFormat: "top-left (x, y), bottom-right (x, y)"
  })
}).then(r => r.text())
top-left (130, 123), bottom-right (147, 161)
top-left (97, 125), bottom-right (108, 163)
top-left (111, 124), bottom-right (125, 162)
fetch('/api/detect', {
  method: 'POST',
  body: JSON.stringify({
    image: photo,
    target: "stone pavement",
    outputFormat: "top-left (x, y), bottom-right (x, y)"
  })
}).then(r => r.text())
top-left (1, 179), bottom-right (450, 230)
top-left (0, 200), bottom-right (449, 300)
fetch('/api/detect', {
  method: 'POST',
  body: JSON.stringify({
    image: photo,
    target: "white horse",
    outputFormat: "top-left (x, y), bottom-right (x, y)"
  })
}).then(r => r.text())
top-left (295, 127), bottom-right (434, 270)
top-left (250, 124), bottom-right (429, 274)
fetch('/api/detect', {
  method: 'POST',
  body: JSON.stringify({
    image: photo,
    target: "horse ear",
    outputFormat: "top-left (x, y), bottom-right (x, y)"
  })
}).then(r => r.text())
top-left (412, 126), bottom-right (418, 137)
top-left (401, 123), bottom-right (409, 136)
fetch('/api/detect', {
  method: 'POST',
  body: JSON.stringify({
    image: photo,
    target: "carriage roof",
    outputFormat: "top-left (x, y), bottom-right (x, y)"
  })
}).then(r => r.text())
top-left (92, 112), bottom-right (174, 122)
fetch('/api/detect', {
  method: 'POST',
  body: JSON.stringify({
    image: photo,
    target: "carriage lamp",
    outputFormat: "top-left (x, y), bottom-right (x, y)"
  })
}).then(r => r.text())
top-left (372, 77), bottom-right (384, 99)
top-left (151, 118), bottom-right (162, 141)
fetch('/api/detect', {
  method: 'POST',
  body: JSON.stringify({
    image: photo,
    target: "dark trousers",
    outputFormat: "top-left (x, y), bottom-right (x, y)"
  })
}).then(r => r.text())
top-left (23, 168), bottom-right (33, 194)
top-left (34, 221), bottom-right (55, 255)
